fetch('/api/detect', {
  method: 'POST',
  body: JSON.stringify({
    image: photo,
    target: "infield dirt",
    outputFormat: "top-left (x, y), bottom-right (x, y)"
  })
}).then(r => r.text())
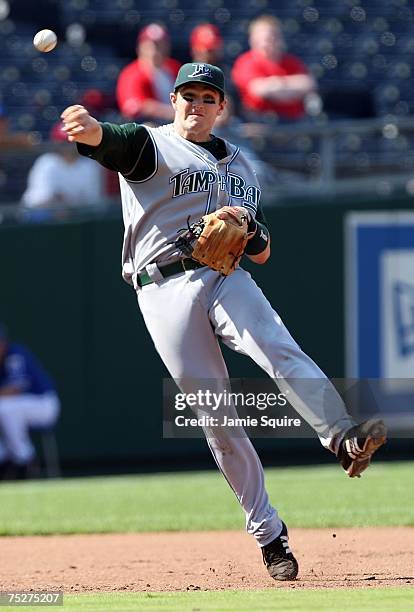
top-left (1, 528), bottom-right (413, 591)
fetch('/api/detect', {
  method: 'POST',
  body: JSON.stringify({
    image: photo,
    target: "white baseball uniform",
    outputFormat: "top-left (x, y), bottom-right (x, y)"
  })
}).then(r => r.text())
top-left (78, 121), bottom-right (355, 546)
top-left (0, 342), bottom-right (59, 465)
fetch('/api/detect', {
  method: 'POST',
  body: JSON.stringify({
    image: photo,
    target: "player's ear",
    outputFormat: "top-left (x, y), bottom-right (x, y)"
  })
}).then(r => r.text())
top-left (217, 97), bottom-right (226, 116)
top-left (170, 92), bottom-right (177, 109)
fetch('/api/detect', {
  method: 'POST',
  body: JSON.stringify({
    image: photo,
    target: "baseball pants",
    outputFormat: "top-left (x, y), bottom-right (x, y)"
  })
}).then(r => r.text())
top-left (0, 392), bottom-right (60, 464)
top-left (137, 266), bottom-right (355, 545)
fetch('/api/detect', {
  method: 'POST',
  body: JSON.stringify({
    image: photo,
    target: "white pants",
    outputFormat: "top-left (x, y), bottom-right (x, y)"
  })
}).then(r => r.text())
top-left (137, 266), bottom-right (354, 545)
top-left (0, 392), bottom-right (60, 464)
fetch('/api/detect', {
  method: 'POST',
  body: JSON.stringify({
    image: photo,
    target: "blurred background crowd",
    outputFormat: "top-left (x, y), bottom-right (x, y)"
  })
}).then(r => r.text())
top-left (1, 0), bottom-right (414, 216)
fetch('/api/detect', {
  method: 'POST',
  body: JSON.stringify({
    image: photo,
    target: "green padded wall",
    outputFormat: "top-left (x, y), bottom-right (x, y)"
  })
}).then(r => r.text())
top-left (1, 196), bottom-right (411, 465)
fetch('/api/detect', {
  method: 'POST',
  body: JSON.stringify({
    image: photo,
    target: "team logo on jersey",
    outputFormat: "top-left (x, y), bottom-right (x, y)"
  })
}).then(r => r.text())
top-left (188, 63), bottom-right (212, 78)
top-left (169, 168), bottom-right (261, 206)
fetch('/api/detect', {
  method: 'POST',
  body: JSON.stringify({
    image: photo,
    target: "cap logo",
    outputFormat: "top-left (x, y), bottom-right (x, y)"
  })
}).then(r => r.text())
top-left (188, 63), bottom-right (212, 78)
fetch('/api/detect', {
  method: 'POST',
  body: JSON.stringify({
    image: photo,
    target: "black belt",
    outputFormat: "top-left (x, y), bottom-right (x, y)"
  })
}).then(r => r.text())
top-left (137, 258), bottom-right (205, 287)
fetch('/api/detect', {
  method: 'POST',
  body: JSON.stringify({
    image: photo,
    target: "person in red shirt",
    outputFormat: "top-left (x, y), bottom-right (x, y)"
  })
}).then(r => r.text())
top-left (116, 23), bottom-right (181, 123)
top-left (231, 15), bottom-right (316, 120)
top-left (190, 23), bottom-right (224, 66)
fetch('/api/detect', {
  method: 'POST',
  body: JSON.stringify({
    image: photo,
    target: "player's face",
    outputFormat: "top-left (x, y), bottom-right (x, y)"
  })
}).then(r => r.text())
top-left (171, 85), bottom-right (225, 141)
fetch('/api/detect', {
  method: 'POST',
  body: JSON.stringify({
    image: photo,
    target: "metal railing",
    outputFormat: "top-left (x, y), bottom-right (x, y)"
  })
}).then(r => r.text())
top-left (246, 115), bottom-right (414, 201)
top-left (1, 115), bottom-right (414, 224)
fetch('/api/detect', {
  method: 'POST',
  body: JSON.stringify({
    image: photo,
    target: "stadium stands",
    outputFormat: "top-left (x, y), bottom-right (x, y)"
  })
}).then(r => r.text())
top-left (1, 0), bottom-right (414, 202)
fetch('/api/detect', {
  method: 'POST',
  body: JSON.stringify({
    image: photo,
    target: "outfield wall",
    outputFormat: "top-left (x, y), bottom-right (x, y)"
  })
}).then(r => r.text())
top-left (1, 196), bottom-right (411, 466)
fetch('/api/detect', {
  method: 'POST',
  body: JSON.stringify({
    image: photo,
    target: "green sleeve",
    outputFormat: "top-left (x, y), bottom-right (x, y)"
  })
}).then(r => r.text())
top-left (77, 122), bottom-right (156, 181)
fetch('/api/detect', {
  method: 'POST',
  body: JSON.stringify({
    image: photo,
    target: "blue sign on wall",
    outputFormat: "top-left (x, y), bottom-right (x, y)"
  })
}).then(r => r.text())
top-left (345, 212), bottom-right (414, 431)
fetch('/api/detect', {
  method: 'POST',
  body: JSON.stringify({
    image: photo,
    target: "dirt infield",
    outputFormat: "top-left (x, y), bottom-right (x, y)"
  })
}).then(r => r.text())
top-left (0, 528), bottom-right (413, 592)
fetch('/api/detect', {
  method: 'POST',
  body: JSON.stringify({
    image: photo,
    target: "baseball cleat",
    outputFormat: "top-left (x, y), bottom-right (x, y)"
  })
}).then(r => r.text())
top-left (261, 521), bottom-right (299, 581)
top-left (338, 418), bottom-right (387, 478)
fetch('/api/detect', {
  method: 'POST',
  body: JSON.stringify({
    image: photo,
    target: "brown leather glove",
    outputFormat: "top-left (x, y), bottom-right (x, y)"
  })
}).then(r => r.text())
top-left (175, 206), bottom-right (249, 276)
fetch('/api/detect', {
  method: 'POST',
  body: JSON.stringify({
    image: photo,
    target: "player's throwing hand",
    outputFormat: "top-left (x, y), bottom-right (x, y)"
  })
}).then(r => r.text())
top-left (60, 105), bottom-right (103, 147)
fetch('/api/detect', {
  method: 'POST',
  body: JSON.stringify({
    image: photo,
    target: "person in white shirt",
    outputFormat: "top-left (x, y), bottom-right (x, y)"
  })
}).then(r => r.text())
top-left (22, 122), bottom-right (103, 215)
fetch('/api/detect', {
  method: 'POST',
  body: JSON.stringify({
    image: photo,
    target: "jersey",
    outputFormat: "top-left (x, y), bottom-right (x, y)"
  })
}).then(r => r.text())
top-left (0, 343), bottom-right (56, 395)
top-left (78, 123), bottom-right (264, 286)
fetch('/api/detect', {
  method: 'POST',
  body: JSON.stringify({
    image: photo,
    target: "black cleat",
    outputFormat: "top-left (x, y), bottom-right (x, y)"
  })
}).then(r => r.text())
top-left (261, 522), bottom-right (299, 581)
top-left (338, 418), bottom-right (387, 478)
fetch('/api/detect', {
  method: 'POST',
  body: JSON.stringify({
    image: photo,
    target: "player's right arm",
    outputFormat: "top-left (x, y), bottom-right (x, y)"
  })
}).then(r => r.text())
top-left (60, 105), bottom-right (156, 180)
top-left (61, 105), bottom-right (103, 146)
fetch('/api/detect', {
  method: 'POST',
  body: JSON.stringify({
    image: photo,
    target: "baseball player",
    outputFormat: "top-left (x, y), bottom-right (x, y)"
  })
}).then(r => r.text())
top-left (0, 324), bottom-right (60, 479)
top-left (61, 63), bottom-right (386, 581)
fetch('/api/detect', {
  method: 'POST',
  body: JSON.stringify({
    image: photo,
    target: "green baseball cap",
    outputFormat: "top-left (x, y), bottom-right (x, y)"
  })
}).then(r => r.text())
top-left (174, 63), bottom-right (225, 96)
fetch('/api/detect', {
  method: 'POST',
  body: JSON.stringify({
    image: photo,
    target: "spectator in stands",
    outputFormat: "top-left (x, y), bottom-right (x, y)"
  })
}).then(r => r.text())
top-left (116, 23), bottom-right (181, 123)
top-left (231, 15), bottom-right (316, 121)
top-left (190, 23), bottom-right (224, 66)
top-left (21, 122), bottom-right (103, 219)
top-left (80, 88), bottom-right (117, 118)
top-left (189, 24), bottom-right (239, 102)
top-left (0, 324), bottom-right (60, 480)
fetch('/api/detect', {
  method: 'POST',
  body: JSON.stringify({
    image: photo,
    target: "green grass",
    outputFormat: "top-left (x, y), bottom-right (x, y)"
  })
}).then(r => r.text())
top-left (0, 462), bottom-right (412, 535)
top-left (3, 589), bottom-right (412, 611)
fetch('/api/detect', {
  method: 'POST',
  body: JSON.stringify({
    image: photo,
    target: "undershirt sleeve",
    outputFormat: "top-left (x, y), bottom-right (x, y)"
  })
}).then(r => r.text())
top-left (255, 204), bottom-right (268, 229)
top-left (77, 122), bottom-right (157, 181)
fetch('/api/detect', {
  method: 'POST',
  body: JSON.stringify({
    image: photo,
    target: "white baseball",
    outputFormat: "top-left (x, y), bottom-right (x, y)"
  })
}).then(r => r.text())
top-left (33, 29), bottom-right (57, 53)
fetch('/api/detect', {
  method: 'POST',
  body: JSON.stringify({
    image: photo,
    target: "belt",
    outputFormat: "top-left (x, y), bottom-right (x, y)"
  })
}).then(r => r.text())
top-left (137, 258), bottom-right (205, 287)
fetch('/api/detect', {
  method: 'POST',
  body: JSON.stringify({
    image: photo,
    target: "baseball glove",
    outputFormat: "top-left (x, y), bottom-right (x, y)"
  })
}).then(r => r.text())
top-left (174, 206), bottom-right (249, 276)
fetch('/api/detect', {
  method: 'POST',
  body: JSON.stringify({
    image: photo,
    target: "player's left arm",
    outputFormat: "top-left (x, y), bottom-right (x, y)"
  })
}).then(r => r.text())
top-left (245, 205), bottom-right (271, 264)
